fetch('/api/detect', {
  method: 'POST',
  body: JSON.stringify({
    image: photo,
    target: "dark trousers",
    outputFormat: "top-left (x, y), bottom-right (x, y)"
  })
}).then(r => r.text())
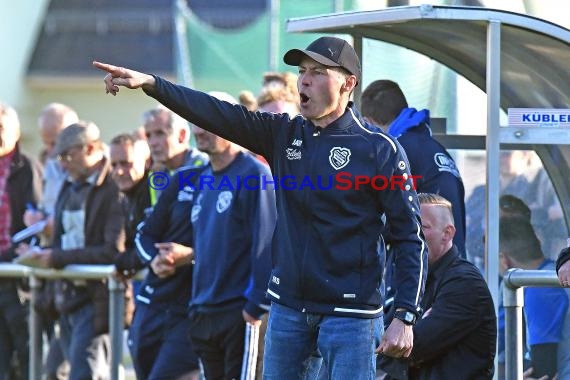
top-left (188, 307), bottom-right (258, 380)
top-left (0, 284), bottom-right (29, 380)
top-left (128, 303), bottom-right (199, 380)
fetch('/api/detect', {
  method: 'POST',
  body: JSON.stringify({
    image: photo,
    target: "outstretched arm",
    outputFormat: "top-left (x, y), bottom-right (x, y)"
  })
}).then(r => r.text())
top-left (92, 61), bottom-right (156, 95)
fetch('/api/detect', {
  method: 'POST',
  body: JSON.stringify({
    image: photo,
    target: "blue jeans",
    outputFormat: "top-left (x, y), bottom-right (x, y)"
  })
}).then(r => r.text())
top-left (263, 302), bottom-right (382, 380)
top-left (59, 303), bottom-right (110, 380)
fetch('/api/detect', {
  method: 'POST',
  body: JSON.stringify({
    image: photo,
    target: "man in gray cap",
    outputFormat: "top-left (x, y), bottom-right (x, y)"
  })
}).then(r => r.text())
top-left (93, 35), bottom-right (427, 379)
top-left (19, 121), bottom-right (128, 380)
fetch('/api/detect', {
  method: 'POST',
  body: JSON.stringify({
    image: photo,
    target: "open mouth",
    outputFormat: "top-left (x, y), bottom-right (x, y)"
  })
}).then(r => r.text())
top-left (300, 93), bottom-right (310, 106)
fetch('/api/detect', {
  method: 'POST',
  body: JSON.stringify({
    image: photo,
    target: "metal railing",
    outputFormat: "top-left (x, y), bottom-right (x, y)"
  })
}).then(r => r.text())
top-left (3, 263), bottom-right (557, 379)
top-left (502, 268), bottom-right (561, 380)
top-left (0, 263), bottom-right (130, 380)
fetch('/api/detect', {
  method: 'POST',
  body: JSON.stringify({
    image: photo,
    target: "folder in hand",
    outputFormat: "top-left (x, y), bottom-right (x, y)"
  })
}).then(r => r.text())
top-left (11, 220), bottom-right (48, 244)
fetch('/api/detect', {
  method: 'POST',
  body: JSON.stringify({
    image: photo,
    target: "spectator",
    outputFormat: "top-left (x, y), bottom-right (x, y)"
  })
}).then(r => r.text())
top-left (0, 102), bottom-right (42, 380)
top-left (132, 125), bottom-right (147, 142)
top-left (361, 79), bottom-right (466, 255)
top-left (500, 216), bottom-right (570, 379)
top-left (108, 133), bottom-right (150, 329)
top-left (465, 150), bottom-right (533, 264)
top-left (495, 194), bottom-right (533, 380)
top-left (17, 121), bottom-right (128, 380)
top-left (36, 103), bottom-right (79, 219)
top-left (239, 90), bottom-right (258, 112)
top-left (94, 35), bottom-right (427, 379)
top-left (110, 133), bottom-right (151, 279)
top-left (25, 103), bottom-right (79, 233)
top-left (28, 102), bottom-right (78, 380)
top-left (142, 105), bottom-right (208, 205)
top-left (499, 194), bottom-right (531, 220)
top-left (527, 165), bottom-right (566, 258)
top-left (37, 103), bottom-right (79, 165)
top-left (257, 71), bottom-right (300, 115)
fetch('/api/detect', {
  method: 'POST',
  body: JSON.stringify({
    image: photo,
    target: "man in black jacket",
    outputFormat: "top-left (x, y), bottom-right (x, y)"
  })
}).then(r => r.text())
top-left (18, 122), bottom-right (126, 380)
top-left (110, 133), bottom-right (151, 277)
top-left (383, 193), bottom-right (495, 379)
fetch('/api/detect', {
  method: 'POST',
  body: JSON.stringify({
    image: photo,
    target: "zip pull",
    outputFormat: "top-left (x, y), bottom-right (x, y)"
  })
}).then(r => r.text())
top-left (313, 127), bottom-right (322, 137)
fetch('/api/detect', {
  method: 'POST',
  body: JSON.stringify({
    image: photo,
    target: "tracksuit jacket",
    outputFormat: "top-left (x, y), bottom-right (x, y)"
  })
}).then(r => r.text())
top-left (189, 152), bottom-right (276, 318)
top-left (145, 77), bottom-right (428, 318)
top-left (390, 109), bottom-right (466, 254)
top-left (134, 166), bottom-right (203, 313)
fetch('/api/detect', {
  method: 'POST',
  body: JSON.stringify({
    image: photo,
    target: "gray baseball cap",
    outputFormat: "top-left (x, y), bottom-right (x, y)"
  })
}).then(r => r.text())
top-left (53, 121), bottom-right (101, 155)
top-left (283, 36), bottom-right (361, 84)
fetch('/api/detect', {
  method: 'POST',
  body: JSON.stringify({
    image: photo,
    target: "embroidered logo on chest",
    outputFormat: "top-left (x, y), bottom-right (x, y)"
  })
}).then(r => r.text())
top-left (177, 186), bottom-right (194, 202)
top-left (286, 148), bottom-right (302, 160)
top-left (329, 147), bottom-right (351, 170)
top-left (216, 191), bottom-right (233, 213)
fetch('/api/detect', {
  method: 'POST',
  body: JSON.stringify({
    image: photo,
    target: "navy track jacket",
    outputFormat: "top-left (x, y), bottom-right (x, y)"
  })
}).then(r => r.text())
top-left (189, 152), bottom-right (276, 319)
top-left (397, 123), bottom-right (466, 255)
top-left (134, 166), bottom-right (202, 313)
top-left (145, 77), bottom-right (428, 318)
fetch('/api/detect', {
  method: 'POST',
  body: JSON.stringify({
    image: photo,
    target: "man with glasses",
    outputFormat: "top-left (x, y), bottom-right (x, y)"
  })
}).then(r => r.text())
top-left (18, 121), bottom-right (126, 380)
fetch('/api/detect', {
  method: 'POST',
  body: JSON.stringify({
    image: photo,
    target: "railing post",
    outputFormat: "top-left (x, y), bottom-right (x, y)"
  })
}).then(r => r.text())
top-left (29, 274), bottom-right (43, 380)
top-left (503, 274), bottom-right (524, 380)
top-left (108, 276), bottom-right (124, 380)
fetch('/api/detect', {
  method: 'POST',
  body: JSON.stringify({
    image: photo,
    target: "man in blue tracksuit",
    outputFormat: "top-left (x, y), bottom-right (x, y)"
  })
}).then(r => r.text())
top-left (129, 165), bottom-right (202, 379)
top-left (361, 80), bottom-right (466, 255)
top-left (94, 35), bottom-right (428, 379)
top-left (150, 91), bottom-right (277, 379)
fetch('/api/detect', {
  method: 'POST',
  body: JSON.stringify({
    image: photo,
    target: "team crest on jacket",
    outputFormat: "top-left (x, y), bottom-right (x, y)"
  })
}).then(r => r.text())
top-left (434, 153), bottom-right (461, 178)
top-left (329, 147), bottom-right (351, 170)
top-left (216, 191), bottom-right (233, 213)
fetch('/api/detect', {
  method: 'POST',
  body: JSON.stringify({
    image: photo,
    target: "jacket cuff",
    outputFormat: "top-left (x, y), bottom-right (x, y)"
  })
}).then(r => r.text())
top-left (243, 301), bottom-right (267, 320)
top-left (393, 302), bottom-right (422, 319)
top-left (556, 247), bottom-right (570, 273)
top-left (50, 248), bottom-right (66, 269)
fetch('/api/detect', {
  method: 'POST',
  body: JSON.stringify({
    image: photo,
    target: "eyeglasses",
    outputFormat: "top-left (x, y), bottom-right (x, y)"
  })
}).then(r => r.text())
top-left (56, 145), bottom-right (84, 162)
top-left (111, 161), bottom-right (135, 170)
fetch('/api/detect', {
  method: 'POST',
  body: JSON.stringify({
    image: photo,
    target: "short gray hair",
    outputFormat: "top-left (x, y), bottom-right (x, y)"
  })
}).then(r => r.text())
top-left (143, 105), bottom-right (190, 144)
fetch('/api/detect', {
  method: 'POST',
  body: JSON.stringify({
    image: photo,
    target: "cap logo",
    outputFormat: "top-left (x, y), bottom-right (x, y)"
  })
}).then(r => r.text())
top-left (328, 48), bottom-right (336, 57)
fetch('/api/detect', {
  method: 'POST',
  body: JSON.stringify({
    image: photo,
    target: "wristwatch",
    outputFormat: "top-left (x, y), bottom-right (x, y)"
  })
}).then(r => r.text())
top-left (393, 309), bottom-right (417, 326)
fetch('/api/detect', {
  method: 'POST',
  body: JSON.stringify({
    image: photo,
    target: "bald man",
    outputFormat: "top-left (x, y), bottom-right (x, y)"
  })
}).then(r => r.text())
top-left (38, 103), bottom-right (79, 164)
top-left (380, 193), bottom-right (496, 379)
top-left (25, 103), bottom-right (79, 225)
